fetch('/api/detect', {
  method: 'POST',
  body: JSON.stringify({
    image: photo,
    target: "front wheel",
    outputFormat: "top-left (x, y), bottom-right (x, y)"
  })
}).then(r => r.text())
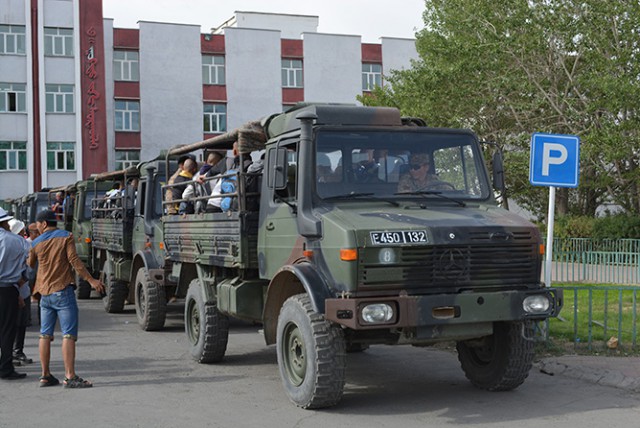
top-left (134, 268), bottom-right (166, 331)
top-left (456, 321), bottom-right (535, 391)
top-left (184, 279), bottom-right (229, 363)
top-left (276, 294), bottom-right (346, 409)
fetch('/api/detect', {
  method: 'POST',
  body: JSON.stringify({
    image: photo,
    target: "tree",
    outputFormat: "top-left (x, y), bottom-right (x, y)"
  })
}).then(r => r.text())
top-left (362, 0), bottom-right (640, 219)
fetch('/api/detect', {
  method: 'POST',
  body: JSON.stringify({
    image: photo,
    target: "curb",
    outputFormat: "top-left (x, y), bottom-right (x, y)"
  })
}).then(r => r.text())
top-left (535, 358), bottom-right (640, 392)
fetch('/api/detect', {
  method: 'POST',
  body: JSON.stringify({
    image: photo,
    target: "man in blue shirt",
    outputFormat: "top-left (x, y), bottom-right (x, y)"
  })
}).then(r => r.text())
top-left (0, 208), bottom-right (29, 380)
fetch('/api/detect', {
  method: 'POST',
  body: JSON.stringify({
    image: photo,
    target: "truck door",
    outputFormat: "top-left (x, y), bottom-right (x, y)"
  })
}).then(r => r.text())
top-left (258, 142), bottom-right (301, 278)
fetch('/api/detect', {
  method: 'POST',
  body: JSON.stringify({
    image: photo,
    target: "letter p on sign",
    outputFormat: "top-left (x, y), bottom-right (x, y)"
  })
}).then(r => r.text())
top-left (529, 133), bottom-right (580, 188)
top-left (542, 143), bottom-right (568, 176)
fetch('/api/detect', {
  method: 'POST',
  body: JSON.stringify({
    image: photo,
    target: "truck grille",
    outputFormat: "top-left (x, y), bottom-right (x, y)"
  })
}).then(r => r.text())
top-left (358, 244), bottom-right (540, 290)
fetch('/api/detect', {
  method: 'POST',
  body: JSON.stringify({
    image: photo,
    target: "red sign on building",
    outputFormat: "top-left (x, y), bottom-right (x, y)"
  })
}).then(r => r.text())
top-left (79, 0), bottom-right (108, 176)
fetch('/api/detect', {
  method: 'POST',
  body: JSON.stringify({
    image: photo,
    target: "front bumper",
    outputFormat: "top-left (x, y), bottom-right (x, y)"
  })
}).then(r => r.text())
top-left (325, 288), bottom-right (563, 330)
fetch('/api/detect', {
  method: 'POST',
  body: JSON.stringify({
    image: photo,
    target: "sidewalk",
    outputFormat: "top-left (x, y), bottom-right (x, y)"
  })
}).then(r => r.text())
top-left (536, 355), bottom-right (640, 392)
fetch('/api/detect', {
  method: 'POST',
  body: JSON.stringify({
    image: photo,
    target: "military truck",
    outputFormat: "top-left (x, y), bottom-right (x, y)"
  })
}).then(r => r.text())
top-left (18, 191), bottom-right (50, 224)
top-left (91, 159), bottom-right (172, 331)
top-left (90, 167), bottom-right (139, 312)
top-left (62, 178), bottom-right (113, 298)
top-left (159, 104), bottom-right (562, 409)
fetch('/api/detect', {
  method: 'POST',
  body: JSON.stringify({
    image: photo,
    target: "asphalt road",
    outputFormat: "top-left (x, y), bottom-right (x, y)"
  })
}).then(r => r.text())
top-left (1, 298), bottom-right (639, 428)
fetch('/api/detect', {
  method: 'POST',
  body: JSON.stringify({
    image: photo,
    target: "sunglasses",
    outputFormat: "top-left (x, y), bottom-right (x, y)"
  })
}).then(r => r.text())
top-left (410, 164), bottom-right (426, 170)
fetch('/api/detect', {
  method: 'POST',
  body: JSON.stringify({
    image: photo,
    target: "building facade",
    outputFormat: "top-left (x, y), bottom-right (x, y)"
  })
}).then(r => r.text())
top-left (0, 1), bottom-right (418, 200)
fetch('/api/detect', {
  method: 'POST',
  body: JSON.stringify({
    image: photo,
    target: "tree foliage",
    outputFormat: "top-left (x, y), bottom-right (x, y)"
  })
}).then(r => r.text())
top-left (361, 0), bottom-right (640, 220)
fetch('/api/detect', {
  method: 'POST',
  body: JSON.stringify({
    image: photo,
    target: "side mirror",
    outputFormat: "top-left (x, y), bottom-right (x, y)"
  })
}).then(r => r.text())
top-left (267, 147), bottom-right (288, 190)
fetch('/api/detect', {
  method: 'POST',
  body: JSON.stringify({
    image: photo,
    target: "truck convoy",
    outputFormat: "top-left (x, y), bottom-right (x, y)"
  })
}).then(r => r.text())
top-left (5, 104), bottom-right (563, 409)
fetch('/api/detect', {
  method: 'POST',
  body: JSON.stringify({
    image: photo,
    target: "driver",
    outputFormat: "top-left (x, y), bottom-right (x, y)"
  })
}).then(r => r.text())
top-left (397, 153), bottom-right (440, 192)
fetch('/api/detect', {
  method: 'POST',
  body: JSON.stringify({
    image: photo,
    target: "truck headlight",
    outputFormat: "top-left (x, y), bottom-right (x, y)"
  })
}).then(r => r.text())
top-left (523, 295), bottom-right (550, 314)
top-left (361, 303), bottom-right (395, 324)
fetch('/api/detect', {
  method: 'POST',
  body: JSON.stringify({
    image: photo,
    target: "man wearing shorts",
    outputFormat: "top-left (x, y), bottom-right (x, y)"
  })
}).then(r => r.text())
top-left (28, 210), bottom-right (105, 388)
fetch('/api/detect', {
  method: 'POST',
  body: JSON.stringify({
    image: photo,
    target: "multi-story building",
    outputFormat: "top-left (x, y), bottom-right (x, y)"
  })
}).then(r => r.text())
top-left (0, 0), bottom-right (418, 200)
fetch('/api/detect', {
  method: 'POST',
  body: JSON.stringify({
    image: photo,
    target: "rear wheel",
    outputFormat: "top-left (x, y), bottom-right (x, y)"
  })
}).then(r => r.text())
top-left (101, 259), bottom-right (127, 313)
top-left (456, 321), bottom-right (535, 391)
top-left (134, 268), bottom-right (166, 331)
top-left (75, 274), bottom-right (91, 300)
top-left (184, 279), bottom-right (229, 363)
top-left (276, 294), bottom-right (346, 409)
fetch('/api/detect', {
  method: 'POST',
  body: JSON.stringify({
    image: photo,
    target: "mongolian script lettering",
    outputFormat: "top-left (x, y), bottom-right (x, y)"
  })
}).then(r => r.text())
top-left (84, 27), bottom-right (100, 149)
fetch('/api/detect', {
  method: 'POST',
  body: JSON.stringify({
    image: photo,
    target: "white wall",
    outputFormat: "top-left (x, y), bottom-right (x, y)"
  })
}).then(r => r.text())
top-left (103, 18), bottom-right (115, 170)
top-left (0, 172), bottom-right (29, 198)
top-left (225, 27), bottom-right (281, 128)
top-left (43, 0), bottom-right (73, 27)
top-left (45, 113), bottom-right (75, 140)
top-left (234, 12), bottom-right (318, 39)
top-left (0, 0), bottom-right (26, 23)
top-left (0, 0), bottom-right (29, 198)
top-left (381, 37), bottom-right (418, 83)
top-left (302, 33), bottom-right (362, 104)
top-left (43, 56), bottom-right (75, 83)
top-left (46, 171), bottom-right (76, 187)
top-left (139, 21), bottom-right (202, 161)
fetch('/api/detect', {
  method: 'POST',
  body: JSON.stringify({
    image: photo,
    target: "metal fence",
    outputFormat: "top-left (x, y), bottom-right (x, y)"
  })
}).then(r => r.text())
top-left (539, 285), bottom-right (640, 352)
top-left (544, 238), bottom-right (640, 284)
top-left (535, 238), bottom-right (640, 350)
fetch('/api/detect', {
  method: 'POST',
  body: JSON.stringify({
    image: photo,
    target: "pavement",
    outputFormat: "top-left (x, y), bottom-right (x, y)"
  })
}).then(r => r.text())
top-left (536, 355), bottom-right (640, 392)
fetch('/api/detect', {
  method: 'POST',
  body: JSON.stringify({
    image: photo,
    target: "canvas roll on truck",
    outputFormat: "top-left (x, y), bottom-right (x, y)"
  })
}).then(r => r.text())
top-left (160, 104), bottom-right (562, 409)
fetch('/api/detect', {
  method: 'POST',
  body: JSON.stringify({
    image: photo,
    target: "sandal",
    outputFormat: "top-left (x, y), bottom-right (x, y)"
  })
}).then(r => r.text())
top-left (39, 374), bottom-right (60, 387)
top-left (63, 375), bottom-right (92, 388)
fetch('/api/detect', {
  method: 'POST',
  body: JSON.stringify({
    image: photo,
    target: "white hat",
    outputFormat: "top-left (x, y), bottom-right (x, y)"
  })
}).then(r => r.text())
top-left (0, 208), bottom-right (13, 223)
top-left (9, 218), bottom-right (25, 235)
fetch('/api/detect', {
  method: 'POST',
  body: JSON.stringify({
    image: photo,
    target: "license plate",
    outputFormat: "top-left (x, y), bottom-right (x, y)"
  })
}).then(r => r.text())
top-left (370, 230), bottom-right (428, 245)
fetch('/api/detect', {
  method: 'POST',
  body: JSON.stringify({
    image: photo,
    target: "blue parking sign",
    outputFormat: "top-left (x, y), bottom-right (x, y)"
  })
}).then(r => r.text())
top-left (529, 133), bottom-right (580, 188)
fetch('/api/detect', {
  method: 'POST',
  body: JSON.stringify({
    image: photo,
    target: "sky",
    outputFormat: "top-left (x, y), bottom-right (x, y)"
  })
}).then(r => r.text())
top-left (102, 0), bottom-right (426, 43)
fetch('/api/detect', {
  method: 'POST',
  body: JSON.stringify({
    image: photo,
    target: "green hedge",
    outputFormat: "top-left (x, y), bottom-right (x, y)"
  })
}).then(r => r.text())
top-left (540, 215), bottom-right (640, 239)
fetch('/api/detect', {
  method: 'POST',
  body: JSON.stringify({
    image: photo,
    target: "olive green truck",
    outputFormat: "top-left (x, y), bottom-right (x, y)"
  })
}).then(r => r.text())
top-left (147, 104), bottom-right (562, 409)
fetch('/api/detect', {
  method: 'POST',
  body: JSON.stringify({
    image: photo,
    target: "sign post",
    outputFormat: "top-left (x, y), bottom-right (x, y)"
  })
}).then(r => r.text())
top-left (529, 133), bottom-right (580, 287)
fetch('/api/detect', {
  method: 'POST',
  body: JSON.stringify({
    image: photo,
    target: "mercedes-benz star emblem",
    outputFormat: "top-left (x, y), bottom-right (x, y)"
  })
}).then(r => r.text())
top-left (437, 249), bottom-right (467, 280)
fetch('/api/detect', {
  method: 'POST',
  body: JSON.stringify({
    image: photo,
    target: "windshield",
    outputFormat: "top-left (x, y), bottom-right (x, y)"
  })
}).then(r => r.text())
top-left (315, 130), bottom-right (490, 201)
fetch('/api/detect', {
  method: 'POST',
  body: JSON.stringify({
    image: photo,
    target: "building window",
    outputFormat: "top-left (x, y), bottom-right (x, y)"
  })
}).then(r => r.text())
top-left (202, 55), bottom-right (225, 85)
top-left (44, 27), bottom-right (73, 56)
top-left (115, 150), bottom-right (140, 170)
top-left (362, 63), bottom-right (382, 91)
top-left (0, 25), bottom-right (26, 55)
top-left (46, 142), bottom-right (75, 171)
top-left (45, 84), bottom-right (74, 113)
top-left (282, 59), bottom-right (303, 88)
top-left (203, 103), bottom-right (226, 133)
top-left (115, 100), bottom-right (140, 131)
top-left (0, 83), bottom-right (26, 112)
top-left (113, 50), bottom-right (139, 81)
top-left (0, 141), bottom-right (27, 171)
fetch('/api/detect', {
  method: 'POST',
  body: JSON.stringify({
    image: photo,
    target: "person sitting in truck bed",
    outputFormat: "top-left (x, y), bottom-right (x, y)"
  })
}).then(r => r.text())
top-left (205, 142), bottom-right (255, 213)
top-left (165, 154), bottom-right (195, 214)
top-left (173, 159), bottom-right (197, 215)
top-left (182, 151), bottom-right (226, 213)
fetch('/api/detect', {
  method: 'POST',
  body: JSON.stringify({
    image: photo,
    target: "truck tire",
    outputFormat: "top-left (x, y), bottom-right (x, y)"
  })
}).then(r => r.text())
top-left (456, 321), bottom-right (535, 391)
top-left (75, 274), bottom-right (92, 300)
top-left (134, 268), bottom-right (166, 331)
top-left (101, 260), bottom-right (127, 313)
top-left (184, 279), bottom-right (229, 363)
top-left (276, 294), bottom-right (346, 409)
